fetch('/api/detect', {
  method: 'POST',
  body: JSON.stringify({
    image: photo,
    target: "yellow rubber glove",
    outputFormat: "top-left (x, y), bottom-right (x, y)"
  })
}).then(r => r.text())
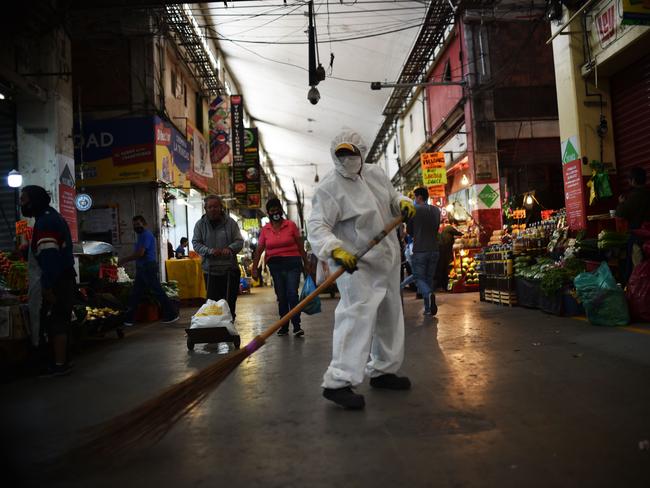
top-left (331, 247), bottom-right (358, 273)
top-left (399, 199), bottom-right (416, 220)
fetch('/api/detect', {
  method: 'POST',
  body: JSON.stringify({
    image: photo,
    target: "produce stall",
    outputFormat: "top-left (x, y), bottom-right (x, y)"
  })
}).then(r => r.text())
top-left (447, 224), bottom-right (481, 293)
top-left (165, 257), bottom-right (207, 300)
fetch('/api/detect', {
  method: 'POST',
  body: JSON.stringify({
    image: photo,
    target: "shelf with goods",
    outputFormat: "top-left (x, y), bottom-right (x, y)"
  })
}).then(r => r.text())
top-left (448, 248), bottom-right (481, 293)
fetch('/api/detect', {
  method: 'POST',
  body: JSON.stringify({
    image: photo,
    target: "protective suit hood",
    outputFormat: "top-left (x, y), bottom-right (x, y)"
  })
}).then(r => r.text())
top-left (330, 130), bottom-right (368, 180)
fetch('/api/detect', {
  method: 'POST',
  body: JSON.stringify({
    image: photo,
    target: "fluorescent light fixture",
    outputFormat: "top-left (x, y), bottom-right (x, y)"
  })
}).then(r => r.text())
top-left (7, 170), bottom-right (22, 188)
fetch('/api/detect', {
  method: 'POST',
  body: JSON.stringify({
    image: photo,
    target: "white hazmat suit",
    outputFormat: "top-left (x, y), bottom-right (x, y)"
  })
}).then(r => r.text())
top-left (307, 130), bottom-right (409, 389)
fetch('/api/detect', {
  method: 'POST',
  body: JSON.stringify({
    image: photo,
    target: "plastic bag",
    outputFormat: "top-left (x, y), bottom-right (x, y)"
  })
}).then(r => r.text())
top-left (190, 299), bottom-right (238, 335)
top-left (299, 275), bottom-right (321, 315)
top-left (626, 260), bottom-right (650, 322)
top-left (574, 262), bottom-right (629, 326)
top-left (316, 260), bottom-right (330, 286)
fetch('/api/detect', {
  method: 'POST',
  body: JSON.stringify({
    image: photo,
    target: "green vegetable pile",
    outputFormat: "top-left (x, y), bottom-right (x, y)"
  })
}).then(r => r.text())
top-left (597, 230), bottom-right (628, 250)
top-left (539, 258), bottom-right (586, 296)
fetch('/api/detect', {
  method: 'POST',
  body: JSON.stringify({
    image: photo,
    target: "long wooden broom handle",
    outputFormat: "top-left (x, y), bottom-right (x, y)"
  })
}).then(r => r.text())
top-left (256, 215), bottom-right (404, 342)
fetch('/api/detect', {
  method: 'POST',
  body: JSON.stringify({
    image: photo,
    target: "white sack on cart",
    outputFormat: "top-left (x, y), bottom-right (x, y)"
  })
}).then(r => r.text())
top-left (190, 299), bottom-right (238, 336)
top-left (316, 259), bottom-right (331, 286)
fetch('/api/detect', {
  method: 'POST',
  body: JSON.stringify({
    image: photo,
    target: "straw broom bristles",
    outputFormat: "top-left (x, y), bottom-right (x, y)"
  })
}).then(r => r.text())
top-left (68, 216), bottom-right (403, 459)
top-left (71, 336), bottom-right (264, 457)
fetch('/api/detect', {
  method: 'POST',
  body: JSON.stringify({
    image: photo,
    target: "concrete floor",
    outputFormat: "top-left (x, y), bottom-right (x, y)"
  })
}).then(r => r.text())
top-left (2, 288), bottom-right (650, 487)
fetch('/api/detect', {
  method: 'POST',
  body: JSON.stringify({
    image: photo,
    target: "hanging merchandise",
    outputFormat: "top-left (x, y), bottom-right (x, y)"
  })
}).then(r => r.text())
top-left (586, 161), bottom-right (613, 205)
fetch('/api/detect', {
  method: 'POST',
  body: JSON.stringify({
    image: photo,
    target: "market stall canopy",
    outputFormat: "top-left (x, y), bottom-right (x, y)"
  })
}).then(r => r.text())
top-left (203, 0), bottom-right (429, 213)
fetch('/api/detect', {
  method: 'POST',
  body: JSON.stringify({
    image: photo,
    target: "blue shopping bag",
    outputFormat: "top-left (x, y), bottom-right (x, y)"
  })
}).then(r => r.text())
top-left (299, 275), bottom-right (321, 315)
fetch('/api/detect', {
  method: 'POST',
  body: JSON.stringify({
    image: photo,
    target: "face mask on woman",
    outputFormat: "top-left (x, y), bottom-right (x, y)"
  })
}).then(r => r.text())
top-left (269, 212), bottom-right (283, 222)
top-left (339, 155), bottom-right (362, 175)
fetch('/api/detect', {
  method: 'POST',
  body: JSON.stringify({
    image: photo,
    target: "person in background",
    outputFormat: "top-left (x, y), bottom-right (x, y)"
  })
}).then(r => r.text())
top-left (616, 167), bottom-right (650, 281)
top-left (308, 129), bottom-right (415, 410)
top-left (407, 187), bottom-right (441, 316)
top-left (119, 216), bottom-right (179, 326)
top-left (175, 237), bottom-right (189, 259)
top-left (252, 198), bottom-right (309, 337)
top-left (192, 195), bottom-right (244, 319)
top-left (437, 218), bottom-right (463, 291)
top-left (21, 185), bottom-right (76, 376)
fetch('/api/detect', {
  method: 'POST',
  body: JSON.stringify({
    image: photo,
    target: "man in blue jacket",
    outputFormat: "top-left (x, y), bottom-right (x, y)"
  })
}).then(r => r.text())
top-left (119, 216), bottom-right (179, 326)
top-left (21, 185), bottom-right (76, 376)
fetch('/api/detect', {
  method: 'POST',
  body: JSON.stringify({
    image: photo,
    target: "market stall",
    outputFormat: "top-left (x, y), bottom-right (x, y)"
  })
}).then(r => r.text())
top-left (165, 257), bottom-right (207, 300)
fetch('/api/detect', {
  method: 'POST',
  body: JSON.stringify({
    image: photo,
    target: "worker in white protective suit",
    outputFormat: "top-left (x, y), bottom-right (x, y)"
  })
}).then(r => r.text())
top-left (307, 130), bottom-right (416, 409)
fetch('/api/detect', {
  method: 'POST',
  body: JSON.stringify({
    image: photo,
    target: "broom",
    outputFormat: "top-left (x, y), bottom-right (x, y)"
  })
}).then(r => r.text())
top-left (73, 215), bottom-right (405, 456)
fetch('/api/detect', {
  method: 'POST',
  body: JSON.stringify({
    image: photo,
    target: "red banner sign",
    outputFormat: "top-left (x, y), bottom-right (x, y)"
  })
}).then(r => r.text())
top-left (562, 159), bottom-right (587, 230)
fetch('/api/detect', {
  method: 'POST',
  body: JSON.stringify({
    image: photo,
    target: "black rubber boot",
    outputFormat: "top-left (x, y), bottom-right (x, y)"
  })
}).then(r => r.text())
top-left (370, 374), bottom-right (411, 390)
top-left (323, 386), bottom-right (365, 409)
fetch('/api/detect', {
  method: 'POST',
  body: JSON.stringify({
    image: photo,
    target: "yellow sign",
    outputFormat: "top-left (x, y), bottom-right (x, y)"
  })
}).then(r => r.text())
top-left (621, 0), bottom-right (650, 25)
top-left (420, 152), bottom-right (447, 186)
top-left (242, 218), bottom-right (259, 231)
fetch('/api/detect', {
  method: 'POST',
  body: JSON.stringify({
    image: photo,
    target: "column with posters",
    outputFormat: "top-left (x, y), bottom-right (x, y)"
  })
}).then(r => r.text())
top-left (58, 154), bottom-right (78, 241)
top-left (562, 159), bottom-right (587, 230)
top-left (421, 152), bottom-right (447, 199)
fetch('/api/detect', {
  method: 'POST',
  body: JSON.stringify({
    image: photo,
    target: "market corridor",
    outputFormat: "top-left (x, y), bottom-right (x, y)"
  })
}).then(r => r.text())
top-left (2, 288), bottom-right (650, 488)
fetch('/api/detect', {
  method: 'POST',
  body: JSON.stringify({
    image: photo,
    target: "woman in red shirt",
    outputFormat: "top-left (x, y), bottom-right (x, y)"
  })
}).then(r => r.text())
top-left (252, 198), bottom-right (309, 337)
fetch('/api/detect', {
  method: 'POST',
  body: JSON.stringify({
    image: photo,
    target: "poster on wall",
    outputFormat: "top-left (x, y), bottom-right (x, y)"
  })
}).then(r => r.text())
top-left (562, 159), bottom-right (587, 230)
top-left (209, 95), bottom-right (233, 166)
top-left (155, 117), bottom-right (190, 188)
top-left (57, 154), bottom-right (78, 242)
top-left (233, 128), bottom-right (261, 208)
top-left (421, 152), bottom-right (447, 186)
top-left (186, 123), bottom-right (209, 191)
top-left (74, 117), bottom-right (156, 186)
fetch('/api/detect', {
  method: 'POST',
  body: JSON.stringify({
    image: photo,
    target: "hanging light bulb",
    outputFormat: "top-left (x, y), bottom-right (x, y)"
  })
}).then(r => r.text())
top-left (461, 174), bottom-right (469, 186)
top-left (525, 194), bottom-right (534, 206)
top-left (445, 203), bottom-right (454, 213)
top-left (7, 170), bottom-right (22, 188)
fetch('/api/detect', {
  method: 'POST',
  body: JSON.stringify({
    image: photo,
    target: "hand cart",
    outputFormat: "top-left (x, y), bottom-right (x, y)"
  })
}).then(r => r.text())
top-left (184, 271), bottom-right (240, 351)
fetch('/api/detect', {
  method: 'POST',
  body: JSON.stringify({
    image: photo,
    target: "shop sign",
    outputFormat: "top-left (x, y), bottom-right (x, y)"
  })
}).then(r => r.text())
top-left (231, 95), bottom-right (245, 166)
top-left (233, 128), bottom-right (261, 208)
top-left (242, 218), bottom-right (259, 231)
top-left (15, 220), bottom-right (31, 240)
top-left (512, 209), bottom-right (526, 220)
top-left (596, 1), bottom-right (618, 47)
top-left (621, 0), bottom-right (650, 26)
top-left (562, 159), bottom-right (588, 230)
top-left (209, 95), bottom-right (233, 166)
top-left (74, 116), bottom-right (156, 186)
top-left (58, 154), bottom-right (78, 242)
top-left (561, 135), bottom-right (581, 164)
top-left (475, 184), bottom-right (500, 209)
top-left (155, 117), bottom-right (190, 188)
top-left (420, 152), bottom-right (447, 185)
top-left (427, 185), bottom-right (446, 198)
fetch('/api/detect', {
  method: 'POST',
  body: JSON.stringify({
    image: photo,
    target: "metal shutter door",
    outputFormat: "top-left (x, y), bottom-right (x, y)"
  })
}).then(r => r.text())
top-left (0, 101), bottom-right (18, 249)
top-left (611, 53), bottom-right (650, 193)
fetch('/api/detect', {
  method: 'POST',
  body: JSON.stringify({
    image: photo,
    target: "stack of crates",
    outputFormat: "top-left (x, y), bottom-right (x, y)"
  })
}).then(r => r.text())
top-left (481, 247), bottom-right (517, 306)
